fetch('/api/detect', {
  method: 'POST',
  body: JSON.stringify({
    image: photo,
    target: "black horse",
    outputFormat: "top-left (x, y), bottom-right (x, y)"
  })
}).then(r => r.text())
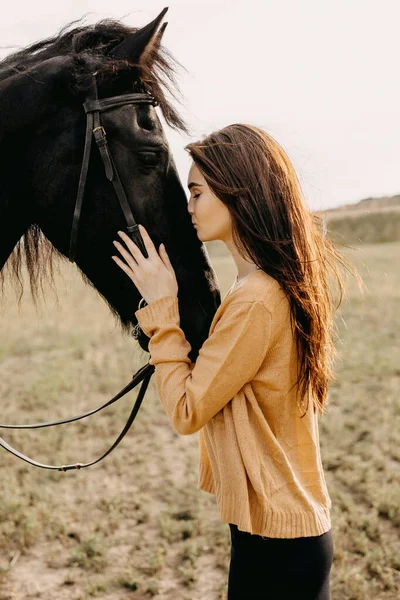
top-left (0, 8), bottom-right (221, 365)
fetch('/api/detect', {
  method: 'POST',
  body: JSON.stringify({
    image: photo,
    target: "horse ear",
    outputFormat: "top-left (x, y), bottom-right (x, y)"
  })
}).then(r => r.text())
top-left (111, 7), bottom-right (169, 63)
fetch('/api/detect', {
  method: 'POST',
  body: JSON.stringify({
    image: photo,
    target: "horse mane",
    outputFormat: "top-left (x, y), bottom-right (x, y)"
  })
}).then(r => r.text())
top-left (0, 18), bottom-right (187, 132)
top-left (0, 225), bottom-right (61, 304)
top-left (0, 18), bottom-right (187, 304)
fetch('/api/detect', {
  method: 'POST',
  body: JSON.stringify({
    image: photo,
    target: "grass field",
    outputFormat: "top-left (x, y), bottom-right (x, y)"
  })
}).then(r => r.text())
top-left (326, 210), bottom-right (400, 245)
top-left (0, 238), bottom-right (399, 599)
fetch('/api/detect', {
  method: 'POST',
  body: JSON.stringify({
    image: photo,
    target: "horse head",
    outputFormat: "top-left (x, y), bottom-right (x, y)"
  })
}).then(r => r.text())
top-left (0, 8), bottom-right (221, 360)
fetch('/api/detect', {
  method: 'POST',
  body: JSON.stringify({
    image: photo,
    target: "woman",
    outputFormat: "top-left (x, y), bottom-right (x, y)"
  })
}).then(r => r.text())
top-left (112, 124), bottom-right (348, 599)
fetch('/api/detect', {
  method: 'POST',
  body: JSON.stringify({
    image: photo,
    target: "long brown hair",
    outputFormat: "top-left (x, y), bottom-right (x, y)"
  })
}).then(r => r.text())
top-left (186, 123), bottom-right (359, 416)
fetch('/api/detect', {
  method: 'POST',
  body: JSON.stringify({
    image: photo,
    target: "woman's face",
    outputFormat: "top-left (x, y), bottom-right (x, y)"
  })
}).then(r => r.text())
top-left (187, 162), bottom-right (232, 244)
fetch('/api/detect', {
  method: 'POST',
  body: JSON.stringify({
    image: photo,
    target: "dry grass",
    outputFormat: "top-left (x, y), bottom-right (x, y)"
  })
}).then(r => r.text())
top-left (326, 210), bottom-right (400, 245)
top-left (0, 239), bottom-right (399, 599)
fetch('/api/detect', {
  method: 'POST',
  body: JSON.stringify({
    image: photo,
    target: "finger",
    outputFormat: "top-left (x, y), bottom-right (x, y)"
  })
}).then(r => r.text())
top-left (160, 244), bottom-right (173, 271)
top-left (137, 224), bottom-right (158, 258)
top-left (117, 231), bottom-right (143, 261)
top-left (118, 227), bottom-right (156, 261)
top-left (113, 240), bottom-right (138, 270)
top-left (112, 255), bottom-right (135, 281)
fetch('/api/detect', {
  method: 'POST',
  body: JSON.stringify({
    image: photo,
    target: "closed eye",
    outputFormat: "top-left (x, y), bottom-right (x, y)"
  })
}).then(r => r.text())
top-left (135, 151), bottom-right (159, 166)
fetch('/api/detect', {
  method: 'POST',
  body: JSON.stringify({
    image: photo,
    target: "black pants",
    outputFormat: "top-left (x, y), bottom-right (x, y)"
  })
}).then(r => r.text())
top-left (228, 524), bottom-right (334, 600)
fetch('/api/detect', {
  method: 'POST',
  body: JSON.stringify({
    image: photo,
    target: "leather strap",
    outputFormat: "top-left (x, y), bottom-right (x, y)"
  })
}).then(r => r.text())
top-left (68, 110), bottom-right (94, 263)
top-left (0, 364), bottom-right (155, 470)
top-left (93, 126), bottom-right (113, 181)
top-left (83, 94), bottom-right (155, 114)
top-left (69, 80), bottom-right (153, 263)
top-left (91, 108), bottom-right (149, 259)
top-left (108, 151), bottom-right (149, 258)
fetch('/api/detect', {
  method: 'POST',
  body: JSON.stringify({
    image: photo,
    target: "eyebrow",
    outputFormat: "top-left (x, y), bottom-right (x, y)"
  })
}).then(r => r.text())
top-left (188, 182), bottom-right (203, 190)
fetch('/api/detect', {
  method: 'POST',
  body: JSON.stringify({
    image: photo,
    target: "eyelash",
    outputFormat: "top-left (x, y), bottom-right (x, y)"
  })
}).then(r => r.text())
top-left (193, 193), bottom-right (200, 199)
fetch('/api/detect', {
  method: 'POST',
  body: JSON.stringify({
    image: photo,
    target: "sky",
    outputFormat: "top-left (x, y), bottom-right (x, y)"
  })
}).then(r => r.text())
top-left (1, 0), bottom-right (398, 210)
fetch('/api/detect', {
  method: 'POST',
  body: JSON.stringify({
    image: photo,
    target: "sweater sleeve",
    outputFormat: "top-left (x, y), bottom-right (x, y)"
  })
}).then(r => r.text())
top-left (135, 296), bottom-right (271, 435)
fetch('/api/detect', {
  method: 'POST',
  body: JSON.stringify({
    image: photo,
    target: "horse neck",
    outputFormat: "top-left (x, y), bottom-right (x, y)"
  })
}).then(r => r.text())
top-left (0, 61), bottom-right (66, 271)
top-left (0, 182), bottom-right (32, 271)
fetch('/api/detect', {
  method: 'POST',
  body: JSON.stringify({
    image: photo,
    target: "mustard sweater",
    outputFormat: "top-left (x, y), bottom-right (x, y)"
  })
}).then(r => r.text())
top-left (135, 269), bottom-right (332, 539)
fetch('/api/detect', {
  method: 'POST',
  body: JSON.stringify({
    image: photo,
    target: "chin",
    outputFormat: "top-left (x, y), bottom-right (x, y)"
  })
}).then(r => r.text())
top-left (196, 228), bottom-right (209, 242)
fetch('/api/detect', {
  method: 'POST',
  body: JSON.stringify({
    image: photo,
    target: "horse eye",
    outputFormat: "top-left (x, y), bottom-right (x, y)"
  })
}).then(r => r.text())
top-left (136, 151), bottom-right (158, 166)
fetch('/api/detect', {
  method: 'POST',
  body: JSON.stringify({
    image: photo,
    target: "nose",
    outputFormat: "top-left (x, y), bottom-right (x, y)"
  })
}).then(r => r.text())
top-left (187, 196), bottom-right (194, 216)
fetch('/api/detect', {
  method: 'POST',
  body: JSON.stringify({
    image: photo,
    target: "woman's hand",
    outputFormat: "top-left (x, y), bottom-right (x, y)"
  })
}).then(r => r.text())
top-left (112, 225), bottom-right (178, 304)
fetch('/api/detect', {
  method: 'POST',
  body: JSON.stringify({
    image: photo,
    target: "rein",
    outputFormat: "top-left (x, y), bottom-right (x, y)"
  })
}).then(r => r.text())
top-left (0, 77), bottom-right (159, 470)
top-left (0, 363), bottom-right (154, 471)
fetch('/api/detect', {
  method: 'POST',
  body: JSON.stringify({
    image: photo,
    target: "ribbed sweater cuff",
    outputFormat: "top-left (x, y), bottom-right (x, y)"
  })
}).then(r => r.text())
top-left (135, 296), bottom-right (180, 337)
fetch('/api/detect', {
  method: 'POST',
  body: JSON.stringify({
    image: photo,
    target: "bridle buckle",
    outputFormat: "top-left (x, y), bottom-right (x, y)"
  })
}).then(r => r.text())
top-left (93, 126), bottom-right (106, 139)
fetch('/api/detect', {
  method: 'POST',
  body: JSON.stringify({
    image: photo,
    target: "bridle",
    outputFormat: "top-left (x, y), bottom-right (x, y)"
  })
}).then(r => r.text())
top-left (0, 77), bottom-right (158, 471)
top-left (69, 76), bottom-right (154, 263)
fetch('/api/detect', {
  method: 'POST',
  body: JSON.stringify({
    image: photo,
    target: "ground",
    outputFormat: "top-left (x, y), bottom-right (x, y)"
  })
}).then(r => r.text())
top-left (0, 241), bottom-right (399, 599)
